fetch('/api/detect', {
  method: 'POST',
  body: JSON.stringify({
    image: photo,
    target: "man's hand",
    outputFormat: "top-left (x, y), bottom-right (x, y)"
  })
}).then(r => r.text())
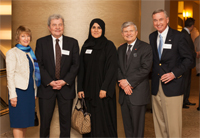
top-left (54, 80), bottom-right (66, 90)
top-left (124, 85), bottom-right (133, 95)
top-left (99, 90), bottom-right (106, 99)
top-left (50, 80), bottom-right (66, 90)
top-left (10, 97), bottom-right (17, 107)
top-left (161, 72), bottom-right (175, 84)
top-left (118, 79), bottom-right (129, 89)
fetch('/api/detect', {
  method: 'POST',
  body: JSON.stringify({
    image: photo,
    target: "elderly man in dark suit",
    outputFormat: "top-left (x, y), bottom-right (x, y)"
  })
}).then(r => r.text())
top-left (118, 21), bottom-right (152, 138)
top-left (149, 9), bottom-right (193, 138)
top-left (181, 18), bottom-right (196, 108)
top-left (35, 14), bottom-right (79, 138)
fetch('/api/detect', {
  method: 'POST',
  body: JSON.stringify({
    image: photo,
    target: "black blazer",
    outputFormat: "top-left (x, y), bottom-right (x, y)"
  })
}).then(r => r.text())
top-left (118, 39), bottom-right (153, 105)
top-left (149, 27), bottom-right (193, 96)
top-left (181, 29), bottom-right (196, 68)
top-left (35, 35), bottom-right (79, 99)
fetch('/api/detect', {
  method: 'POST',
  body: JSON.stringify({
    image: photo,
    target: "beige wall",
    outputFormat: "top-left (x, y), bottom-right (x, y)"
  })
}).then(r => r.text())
top-left (141, 0), bottom-right (166, 43)
top-left (12, 0), bottom-right (141, 51)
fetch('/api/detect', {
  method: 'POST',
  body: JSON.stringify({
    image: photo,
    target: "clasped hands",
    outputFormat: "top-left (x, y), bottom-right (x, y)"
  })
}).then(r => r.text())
top-left (118, 79), bottom-right (133, 95)
top-left (50, 80), bottom-right (66, 90)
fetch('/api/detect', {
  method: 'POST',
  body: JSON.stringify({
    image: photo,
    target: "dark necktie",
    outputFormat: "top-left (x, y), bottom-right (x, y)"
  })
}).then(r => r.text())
top-left (126, 45), bottom-right (132, 67)
top-left (158, 34), bottom-right (163, 60)
top-left (55, 39), bottom-right (61, 79)
top-left (126, 44), bottom-right (132, 61)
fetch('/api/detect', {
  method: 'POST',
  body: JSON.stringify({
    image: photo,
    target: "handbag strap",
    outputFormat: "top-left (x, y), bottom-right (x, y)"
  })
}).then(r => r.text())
top-left (75, 96), bottom-right (88, 112)
top-left (81, 97), bottom-right (87, 112)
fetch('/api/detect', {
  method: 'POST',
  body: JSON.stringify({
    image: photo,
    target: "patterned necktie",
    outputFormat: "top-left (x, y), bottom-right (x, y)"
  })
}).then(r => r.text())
top-left (55, 39), bottom-right (61, 79)
top-left (158, 34), bottom-right (163, 60)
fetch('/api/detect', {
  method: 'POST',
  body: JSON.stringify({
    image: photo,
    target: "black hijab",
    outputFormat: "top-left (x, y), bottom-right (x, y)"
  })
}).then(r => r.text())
top-left (83, 18), bottom-right (108, 49)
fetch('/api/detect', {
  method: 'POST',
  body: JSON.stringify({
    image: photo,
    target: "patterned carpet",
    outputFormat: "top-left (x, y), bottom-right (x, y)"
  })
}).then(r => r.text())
top-left (1, 69), bottom-right (199, 138)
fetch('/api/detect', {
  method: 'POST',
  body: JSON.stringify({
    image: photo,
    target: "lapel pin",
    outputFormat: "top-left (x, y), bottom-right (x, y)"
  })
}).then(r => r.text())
top-left (135, 48), bottom-right (137, 50)
top-left (133, 53), bottom-right (137, 57)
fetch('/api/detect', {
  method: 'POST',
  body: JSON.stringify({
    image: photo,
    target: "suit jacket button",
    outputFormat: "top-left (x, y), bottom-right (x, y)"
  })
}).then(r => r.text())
top-left (159, 63), bottom-right (162, 66)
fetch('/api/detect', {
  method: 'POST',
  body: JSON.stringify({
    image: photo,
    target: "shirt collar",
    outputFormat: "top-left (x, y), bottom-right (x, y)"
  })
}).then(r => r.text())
top-left (127, 38), bottom-right (137, 47)
top-left (51, 35), bottom-right (63, 41)
top-left (158, 26), bottom-right (169, 37)
top-left (184, 27), bottom-right (190, 34)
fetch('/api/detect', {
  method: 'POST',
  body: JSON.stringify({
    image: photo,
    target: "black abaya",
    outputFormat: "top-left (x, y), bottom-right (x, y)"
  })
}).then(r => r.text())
top-left (78, 40), bottom-right (118, 137)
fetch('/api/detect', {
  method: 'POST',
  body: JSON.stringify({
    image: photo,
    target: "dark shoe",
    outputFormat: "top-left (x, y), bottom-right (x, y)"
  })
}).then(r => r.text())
top-left (183, 105), bottom-right (189, 108)
top-left (185, 102), bottom-right (196, 106)
top-left (197, 107), bottom-right (200, 111)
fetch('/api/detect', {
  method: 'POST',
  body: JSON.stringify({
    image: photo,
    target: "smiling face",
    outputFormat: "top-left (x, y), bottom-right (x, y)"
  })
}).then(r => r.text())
top-left (48, 18), bottom-right (64, 38)
top-left (91, 23), bottom-right (102, 38)
top-left (152, 12), bottom-right (169, 33)
top-left (18, 32), bottom-right (31, 47)
top-left (121, 25), bottom-right (138, 44)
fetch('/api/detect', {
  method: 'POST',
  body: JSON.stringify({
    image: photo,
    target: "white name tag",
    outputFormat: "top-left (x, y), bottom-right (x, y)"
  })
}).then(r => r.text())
top-left (85, 49), bottom-right (92, 54)
top-left (62, 50), bottom-right (70, 55)
top-left (163, 44), bottom-right (172, 49)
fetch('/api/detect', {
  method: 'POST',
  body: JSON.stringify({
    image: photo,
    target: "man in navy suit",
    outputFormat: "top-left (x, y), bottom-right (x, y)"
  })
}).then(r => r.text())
top-left (149, 9), bottom-right (193, 137)
top-left (35, 14), bottom-right (79, 138)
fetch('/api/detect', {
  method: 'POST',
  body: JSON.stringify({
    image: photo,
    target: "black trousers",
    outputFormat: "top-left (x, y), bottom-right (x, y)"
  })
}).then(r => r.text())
top-left (183, 69), bottom-right (192, 104)
top-left (39, 91), bottom-right (73, 138)
top-left (121, 95), bottom-right (146, 138)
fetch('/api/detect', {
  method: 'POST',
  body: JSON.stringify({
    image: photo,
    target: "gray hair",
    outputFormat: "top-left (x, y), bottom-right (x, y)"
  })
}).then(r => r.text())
top-left (121, 21), bottom-right (137, 32)
top-left (152, 9), bottom-right (168, 18)
top-left (48, 14), bottom-right (64, 26)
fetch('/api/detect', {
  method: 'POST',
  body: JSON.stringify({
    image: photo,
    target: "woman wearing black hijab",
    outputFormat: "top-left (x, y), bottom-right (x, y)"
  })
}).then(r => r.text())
top-left (78, 18), bottom-right (118, 137)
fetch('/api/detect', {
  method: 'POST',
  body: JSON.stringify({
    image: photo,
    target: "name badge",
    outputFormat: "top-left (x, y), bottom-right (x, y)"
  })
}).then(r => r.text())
top-left (62, 50), bottom-right (70, 55)
top-left (85, 49), bottom-right (92, 54)
top-left (163, 44), bottom-right (172, 49)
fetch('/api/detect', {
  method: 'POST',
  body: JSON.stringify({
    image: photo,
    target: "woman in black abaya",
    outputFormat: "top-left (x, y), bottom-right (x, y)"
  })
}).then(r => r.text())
top-left (78, 18), bottom-right (118, 137)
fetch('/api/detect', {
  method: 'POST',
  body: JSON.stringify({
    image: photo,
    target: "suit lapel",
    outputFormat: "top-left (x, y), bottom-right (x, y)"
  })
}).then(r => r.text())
top-left (47, 35), bottom-right (55, 70)
top-left (119, 44), bottom-right (127, 74)
top-left (126, 39), bottom-right (140, 70)
top-left (152, 32), bottom-right (159, 60)
top-left (60, 35), bottom-right (67, 69)
top-left (161, 28), bottom-right (173, 59)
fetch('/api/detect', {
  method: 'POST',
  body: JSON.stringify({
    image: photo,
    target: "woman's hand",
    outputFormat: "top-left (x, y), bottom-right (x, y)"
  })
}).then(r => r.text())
top-left (99, 90), bottom-right (106, 99)
top-left (78, 91), bottom-right (85, 99)
top-left (10, 97), bottom-right (17, 107)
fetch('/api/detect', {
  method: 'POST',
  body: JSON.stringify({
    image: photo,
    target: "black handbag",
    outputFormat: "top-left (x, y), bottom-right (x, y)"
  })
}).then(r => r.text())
top-left (34, 111), bottom-right (39, 126)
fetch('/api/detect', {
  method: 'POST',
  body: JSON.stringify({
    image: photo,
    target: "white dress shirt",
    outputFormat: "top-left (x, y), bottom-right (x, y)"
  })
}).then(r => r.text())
top-left (157, 26), bottom-right (169, 55)
top-left (51, 35), bottom-right (63, 64)
top-left (183, 27), bottom-right (190, 34)
top-left (126, 38), bottom-right (137, 52)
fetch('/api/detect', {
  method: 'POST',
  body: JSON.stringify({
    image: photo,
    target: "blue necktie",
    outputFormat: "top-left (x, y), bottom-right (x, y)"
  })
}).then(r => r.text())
top-left (158, 34), bottom-right (163, 60)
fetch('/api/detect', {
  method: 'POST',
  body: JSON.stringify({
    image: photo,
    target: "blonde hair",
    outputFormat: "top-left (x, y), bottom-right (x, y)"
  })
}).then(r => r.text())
top-left (15, 26), bottom-right (32, 42)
